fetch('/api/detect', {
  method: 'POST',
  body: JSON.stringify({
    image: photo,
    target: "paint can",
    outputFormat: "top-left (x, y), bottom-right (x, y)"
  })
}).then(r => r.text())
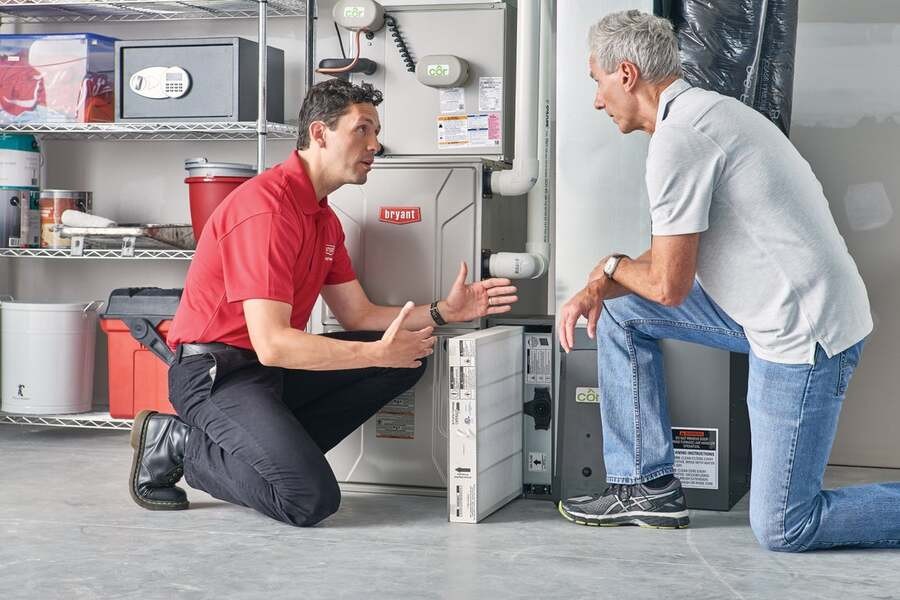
top-left (39, 189), bottom-right (91, 248)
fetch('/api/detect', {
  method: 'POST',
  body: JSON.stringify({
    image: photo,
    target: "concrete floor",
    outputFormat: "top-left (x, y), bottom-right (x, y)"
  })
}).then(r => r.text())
top-left (2, 425), bottom-right (900, 600)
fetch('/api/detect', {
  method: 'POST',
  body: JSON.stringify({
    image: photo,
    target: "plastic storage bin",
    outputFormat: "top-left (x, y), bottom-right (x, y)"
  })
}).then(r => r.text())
top-left (0, 33), bottom-right (116, 124)
top-left (100, 287), bottom-right (181, 418)
top-left (1, 301), bottom-right (100, 414)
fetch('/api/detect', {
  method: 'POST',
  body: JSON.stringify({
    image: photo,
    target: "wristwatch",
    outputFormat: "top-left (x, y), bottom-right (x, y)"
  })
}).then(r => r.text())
top-left (430, 300), bottom-right (447, 326)
top-left (602, 254), bottom-right (627, 280)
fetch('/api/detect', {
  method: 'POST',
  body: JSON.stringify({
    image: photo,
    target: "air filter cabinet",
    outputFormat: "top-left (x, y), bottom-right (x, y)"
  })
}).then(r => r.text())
top-left (448, 326), bottom-right (524, 523)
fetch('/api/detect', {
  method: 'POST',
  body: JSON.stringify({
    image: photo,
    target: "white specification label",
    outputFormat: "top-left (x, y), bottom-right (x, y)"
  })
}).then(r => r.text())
top-left (376, 389), bottom-right (415, 439)
top-left (575, 387), bottom-right (600, 403)
top-left (375, 413), bottom-right (415, 439)
top-left (478, 76), bottom-right (503, 112)
top-left (528, 452), bottom-right (548, 473)
top-left (439, 86), bottom-right (465, 114)
top-left (466, 113), bottom-right (502, 148)
top-left (672, 427), bottom-right (718, 490)
top-left (525, 334), bottom-right (551, 384)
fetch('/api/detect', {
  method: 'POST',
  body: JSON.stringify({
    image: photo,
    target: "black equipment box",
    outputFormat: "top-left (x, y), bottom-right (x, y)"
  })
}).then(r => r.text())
top-left (115, 37), bottom-right (284, 123)
top-left (555, 329), bottom-right (751, 511)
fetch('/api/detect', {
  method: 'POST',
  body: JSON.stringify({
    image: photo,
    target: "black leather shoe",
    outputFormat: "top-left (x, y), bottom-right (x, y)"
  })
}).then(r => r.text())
top-left (129, 410), bottom-right (191, 511)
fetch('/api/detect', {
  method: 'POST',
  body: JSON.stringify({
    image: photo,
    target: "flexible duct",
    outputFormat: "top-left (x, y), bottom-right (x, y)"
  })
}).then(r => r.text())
top-left (668, 0), bottom-right (798, 135)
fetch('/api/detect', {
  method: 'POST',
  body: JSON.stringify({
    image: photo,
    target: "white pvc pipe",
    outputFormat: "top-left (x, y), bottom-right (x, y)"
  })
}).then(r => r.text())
top-left (491, 0), bottom-right (540, 197)
top-left (488, 251), bottom-right (547, 280)
top-left (526, 0), bottom-right (553, 268)
top-left (487, 0), bottom-right (551, 280)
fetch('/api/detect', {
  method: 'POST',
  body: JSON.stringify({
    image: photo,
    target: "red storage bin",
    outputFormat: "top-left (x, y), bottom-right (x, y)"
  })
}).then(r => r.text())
top-left (99, 287), bottom-right (182, 419)
top-left (101, 318), bottom-right (175, 418)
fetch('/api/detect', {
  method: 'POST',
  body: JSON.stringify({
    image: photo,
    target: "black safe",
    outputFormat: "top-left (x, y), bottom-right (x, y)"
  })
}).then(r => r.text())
top-left (115, 37), bottom-right (284, 123)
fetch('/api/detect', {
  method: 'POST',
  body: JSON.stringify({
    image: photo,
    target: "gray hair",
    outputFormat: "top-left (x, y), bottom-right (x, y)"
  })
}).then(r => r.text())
top-left (588, 10), bottom-right (682, 83)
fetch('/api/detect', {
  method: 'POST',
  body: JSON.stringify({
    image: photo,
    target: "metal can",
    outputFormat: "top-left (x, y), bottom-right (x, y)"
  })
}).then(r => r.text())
top-left (17, 190), bottom-right (41, 248)
top-left (39, 190), bottom-right (92, 248)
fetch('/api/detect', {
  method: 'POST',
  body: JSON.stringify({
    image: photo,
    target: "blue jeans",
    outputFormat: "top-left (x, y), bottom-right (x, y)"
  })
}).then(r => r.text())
top-left (597, 281), bottom-right (900, 552)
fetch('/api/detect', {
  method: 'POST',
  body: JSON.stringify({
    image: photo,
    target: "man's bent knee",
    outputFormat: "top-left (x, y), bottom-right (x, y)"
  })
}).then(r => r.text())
top-left (277, 479), bottom-right (342, 527)
top-left (750, 505), bottom-right (810, 553)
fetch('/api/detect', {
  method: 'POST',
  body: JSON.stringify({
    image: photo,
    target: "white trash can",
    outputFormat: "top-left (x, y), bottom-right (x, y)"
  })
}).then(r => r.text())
top-left (1, 301), bottom-right (101, 415)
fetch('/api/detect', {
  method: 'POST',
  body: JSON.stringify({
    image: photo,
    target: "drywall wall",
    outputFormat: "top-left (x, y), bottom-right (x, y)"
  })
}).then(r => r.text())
top-left (792, 0), bottom-right (900, 467)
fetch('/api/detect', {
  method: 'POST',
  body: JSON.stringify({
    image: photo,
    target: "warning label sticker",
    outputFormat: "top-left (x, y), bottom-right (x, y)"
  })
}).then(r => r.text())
top-left (437, 115), bottom-right (469, 148)
top-left (437, 114), bottom-right (501, 149)
top-left (376, 389), bottom-right (415, 439)
top-left (672, 427), bottom-right (718, 490)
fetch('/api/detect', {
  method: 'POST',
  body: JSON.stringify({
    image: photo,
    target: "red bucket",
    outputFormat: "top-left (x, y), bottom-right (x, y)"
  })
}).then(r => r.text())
top-left (184, 158), bottom-right (256, 240)
top-left (185, 176), bottom-right (251, 239)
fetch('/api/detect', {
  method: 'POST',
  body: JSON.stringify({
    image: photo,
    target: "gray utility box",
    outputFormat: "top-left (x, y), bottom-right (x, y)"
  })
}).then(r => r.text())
top-left (115, 37), bottom-right (284, 122)
top-left (488, 315), bottom-right (555, 500)
top-left (350, 2), bottom-right (516, 157)
top-left (555, 329), bottom-right (751, 511)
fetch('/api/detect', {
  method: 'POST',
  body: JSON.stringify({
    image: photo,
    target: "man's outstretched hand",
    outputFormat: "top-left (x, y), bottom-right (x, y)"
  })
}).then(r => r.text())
top-left (443, 261), bottom-right (518, 322)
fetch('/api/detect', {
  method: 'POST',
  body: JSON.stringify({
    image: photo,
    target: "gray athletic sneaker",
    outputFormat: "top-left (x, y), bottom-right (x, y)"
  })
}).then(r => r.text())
top-left (558, 478), bottom-right (690, 529)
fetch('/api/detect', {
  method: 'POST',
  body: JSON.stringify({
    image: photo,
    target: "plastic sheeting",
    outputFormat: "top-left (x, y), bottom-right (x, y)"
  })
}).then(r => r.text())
top-left (661, 0), bottom-right (798, 135)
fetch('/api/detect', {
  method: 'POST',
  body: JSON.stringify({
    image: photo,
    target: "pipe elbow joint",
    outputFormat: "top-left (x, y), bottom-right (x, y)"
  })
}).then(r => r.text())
top-left (487, 251), bottom-right (548, 280)
top-left (490, 158), bottom-right (540, 197)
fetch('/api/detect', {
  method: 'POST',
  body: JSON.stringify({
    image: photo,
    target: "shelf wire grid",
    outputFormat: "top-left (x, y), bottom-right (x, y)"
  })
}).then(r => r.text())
top-left (0, 121), bottom-right (298, 141)
top-left (0, 0), bottom-right (306, 22)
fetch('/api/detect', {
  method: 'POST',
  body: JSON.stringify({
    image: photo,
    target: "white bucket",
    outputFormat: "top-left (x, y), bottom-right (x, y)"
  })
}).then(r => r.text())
top-left (1, 301), bottom-right (101, 415)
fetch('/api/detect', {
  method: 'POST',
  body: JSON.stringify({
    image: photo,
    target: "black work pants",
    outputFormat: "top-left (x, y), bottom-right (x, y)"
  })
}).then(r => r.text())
top-left (168, 331), bottom-right (426, 527)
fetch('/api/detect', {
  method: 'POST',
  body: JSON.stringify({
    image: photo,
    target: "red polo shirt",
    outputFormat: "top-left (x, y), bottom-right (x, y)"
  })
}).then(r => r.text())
top-left (167, 151), bottom-right (356, 350)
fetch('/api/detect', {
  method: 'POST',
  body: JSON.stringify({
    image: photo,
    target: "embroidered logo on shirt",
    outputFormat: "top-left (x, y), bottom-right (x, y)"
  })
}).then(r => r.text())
top-left (324, 243), bottom-right (336, 261)
top-left (379, 206), bottom-right (421, 225)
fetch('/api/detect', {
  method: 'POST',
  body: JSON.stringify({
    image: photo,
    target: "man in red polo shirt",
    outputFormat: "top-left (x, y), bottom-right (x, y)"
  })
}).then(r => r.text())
top-left (127, 79), bottom-right (518, 526)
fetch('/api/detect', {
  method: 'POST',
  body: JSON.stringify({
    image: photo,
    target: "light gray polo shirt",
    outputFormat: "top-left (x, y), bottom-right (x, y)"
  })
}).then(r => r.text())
top-left (646, 79), bottom-right (872, 364)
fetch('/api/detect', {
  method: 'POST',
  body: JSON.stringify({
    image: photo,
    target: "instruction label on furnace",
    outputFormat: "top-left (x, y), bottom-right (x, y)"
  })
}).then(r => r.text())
top-left (525, 334), bottom-right (551, 384)
top-left (439, 87), bottom-right (465, 114)
top-left (467, 113), bottom-right (502, 148)
top-left (438, 114), bottom-right (501, 149)
top-left (478, 77), bottom-right (503, 112)
top-left (376, 389), bottom-right (415, 439)
top-left (528, 452), bottom-right (548, 473)
top-left (437, 115), bottom-right (469, 147)
top-left (672, 427), bottom-right (718, 490)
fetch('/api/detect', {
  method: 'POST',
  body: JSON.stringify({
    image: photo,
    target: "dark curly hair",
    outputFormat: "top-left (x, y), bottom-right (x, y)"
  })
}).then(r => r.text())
top-left (296, 79), bottom-right (384, 150)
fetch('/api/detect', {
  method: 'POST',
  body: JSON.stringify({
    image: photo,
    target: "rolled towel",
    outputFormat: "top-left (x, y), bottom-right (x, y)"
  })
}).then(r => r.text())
top-left (61, 209), bottom-right (117, 228)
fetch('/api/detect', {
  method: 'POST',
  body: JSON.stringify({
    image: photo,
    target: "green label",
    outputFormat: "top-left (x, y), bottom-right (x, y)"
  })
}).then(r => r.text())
top-left (575, 387), bottom-right (600, 404)
top-left (344, 6), bottom-right (365, 18)
top-left (427, 64), bottom-right (451, 78)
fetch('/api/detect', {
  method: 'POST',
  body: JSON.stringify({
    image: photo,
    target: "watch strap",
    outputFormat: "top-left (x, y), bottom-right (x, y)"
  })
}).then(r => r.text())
top-left (430, 301), bottom-right (447, 326)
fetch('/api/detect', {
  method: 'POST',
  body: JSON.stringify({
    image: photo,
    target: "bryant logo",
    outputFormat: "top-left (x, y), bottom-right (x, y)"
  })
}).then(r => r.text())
top-left (379, 206), bottom-right (421, 225)
top-left (324, 243), bottom-right (336, 261)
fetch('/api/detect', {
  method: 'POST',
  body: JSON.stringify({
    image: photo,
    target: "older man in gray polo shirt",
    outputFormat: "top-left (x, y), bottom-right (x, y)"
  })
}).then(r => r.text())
top-left (556, 10), bottom-right (897, 553)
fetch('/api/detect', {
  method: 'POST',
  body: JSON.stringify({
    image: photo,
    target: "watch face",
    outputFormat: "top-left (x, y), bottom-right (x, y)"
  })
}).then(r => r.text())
top-left (604, 257), bottom-right (616, 275)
